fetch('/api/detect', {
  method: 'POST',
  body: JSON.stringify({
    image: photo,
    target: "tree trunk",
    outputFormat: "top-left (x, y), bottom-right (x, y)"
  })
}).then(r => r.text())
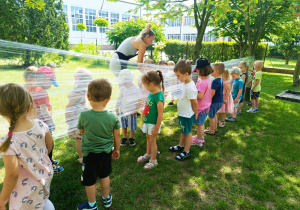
top-left (24, 49), bottom-right (30, 66)
top-left (193, 32), bottom-right (204, 62)
top-left (293, 54), bottom-right (300, 87)
top-left (239, 42), bottom-right (247, 58)
top-left (285, 57), bottom-right (289, 65)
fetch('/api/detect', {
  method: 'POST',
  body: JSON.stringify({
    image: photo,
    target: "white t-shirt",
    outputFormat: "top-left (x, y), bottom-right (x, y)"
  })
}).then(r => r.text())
top-left (177, 81), bottom-right (197, 118)
top-left (116, 83), bottom-right (142, 115)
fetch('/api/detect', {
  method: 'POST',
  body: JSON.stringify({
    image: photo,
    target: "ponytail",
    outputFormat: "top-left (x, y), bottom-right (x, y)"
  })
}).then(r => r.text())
top-left (0, 113), bottom-right (19, 152)
top-left (156, 70), bottom-right (164, 94)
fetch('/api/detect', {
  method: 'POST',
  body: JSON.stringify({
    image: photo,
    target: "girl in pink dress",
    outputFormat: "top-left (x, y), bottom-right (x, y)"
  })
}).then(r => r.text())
top-left (0, 83), bottom-right (54, 210)
top-left (217, 69), bottom-right (234, 127)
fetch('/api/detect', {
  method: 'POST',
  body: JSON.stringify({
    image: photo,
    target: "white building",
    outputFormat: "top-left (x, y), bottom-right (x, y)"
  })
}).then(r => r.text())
top-left (62, 0), bottom-right (141, 48)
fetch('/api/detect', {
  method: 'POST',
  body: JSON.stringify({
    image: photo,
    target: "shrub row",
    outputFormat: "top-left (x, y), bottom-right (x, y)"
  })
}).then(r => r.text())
top-left (164, 40), bottom-right (268, 63)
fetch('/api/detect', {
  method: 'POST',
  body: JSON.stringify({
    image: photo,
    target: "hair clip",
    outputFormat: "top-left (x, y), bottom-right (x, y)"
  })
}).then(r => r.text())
top-left (8, 132), bottom-right (13, 137)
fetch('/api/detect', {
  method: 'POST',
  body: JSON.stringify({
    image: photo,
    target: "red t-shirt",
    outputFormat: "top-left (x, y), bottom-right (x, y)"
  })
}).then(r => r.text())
top-left (29, 86), bottom-right (51, 122)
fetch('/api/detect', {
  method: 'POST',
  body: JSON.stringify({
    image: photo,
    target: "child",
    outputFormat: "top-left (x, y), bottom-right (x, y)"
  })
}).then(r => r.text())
top-left (226, 67), bottom-right (243, 121)
top-left (237, 61), bottom-right (249, 114)
top-left (138, 59), bottom-right (154, 112)
top-left (115, 69), bottom-right (142, 146)
top-left (247, 60), bottom-right (263, 113)
top-left (77, 79), bottom-right (121, 209)
top-left (65, 68), bottom-right (93, 163)
top-left (137, 70), bottom-right (164, 169)
top-left (0, 83), bottom-right (55, 210)
top-left (167, 61), bottom-right (180, 106)
top-left (29, 66), bottom-right (63, 173)
top-left (217, 68), bottom-right (234, 127)
top-left (169, 60), bottom-right (198, 160)
top-left (24, 66), bottom-right (38, 90)
top-left (191, 58), bottom-right (212, 146)
top-left (204, 62), bottom-right (224, 135)
top-left (158, 60), bottom-right (169, 100)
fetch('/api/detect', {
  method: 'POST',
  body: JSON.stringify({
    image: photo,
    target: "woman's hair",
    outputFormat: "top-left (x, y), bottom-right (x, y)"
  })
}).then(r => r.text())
top-left (0, 83), bottom-right (35, 152)
top-left (222, 69), bottom-right (231, 81)
top-left (239, 61), bottom-right (249, 84)
top-left (139, 23), bottom-right (155, 39)
top-left (196, 65), bottom-right (213, 76)
top-left (141, 70), bottom-right (164, 93)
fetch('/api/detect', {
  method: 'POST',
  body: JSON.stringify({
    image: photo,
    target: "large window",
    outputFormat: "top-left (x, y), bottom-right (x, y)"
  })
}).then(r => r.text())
top-left (62, 5), bottom-right (68, 23)
top-left (71, 6), bottom-right (83, 31)
top-left (183, 34), bottom-right (197, 41)
top-left (184, 16), bottom-right (195, 26)
top-left (166, 18), bottom-right (181, 27)
top-left (203, 33), bottom-right (217, 42)
top-left (122, 14), bottom-right (130, 21)
top-left (85, 9), bottom-right (96, 32)
top-left (99, 11), bottom-right (109, 33)
top-left (111, 12), bottom-right (119, 25)
top-left (132, 15), bottom-right (139, 19)
top-left (168, 34), bottom-right (181, 40)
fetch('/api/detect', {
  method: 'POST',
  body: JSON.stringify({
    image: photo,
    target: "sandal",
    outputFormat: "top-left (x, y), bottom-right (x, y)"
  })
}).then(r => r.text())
top-left (169, 145), bottom-right (184, 152)
top-left (204, 129), bottom-right (215, 135)
top-left (219, 121), bottom-right (225, 128)
top-left (144, 160), bottom-right (158, 169)
top-left (53, 165), bottom-right (64, 173)
top-left (51, 160), bottom-right (59, 165)
top-left (176, 151), bottom-right (191, 161)
top-left (137, 154), bottom-right (151, 163)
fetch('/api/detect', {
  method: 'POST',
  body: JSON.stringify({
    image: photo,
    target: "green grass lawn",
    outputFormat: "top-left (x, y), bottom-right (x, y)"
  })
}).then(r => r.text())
top-left (264, 58), bottom-right (297, 70)
top-left (0, 60), bottom-right (300, 209)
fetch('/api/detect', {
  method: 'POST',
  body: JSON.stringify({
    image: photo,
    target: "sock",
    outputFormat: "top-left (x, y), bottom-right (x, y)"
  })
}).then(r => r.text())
top-left (88, 201), bottom-right (96, 207)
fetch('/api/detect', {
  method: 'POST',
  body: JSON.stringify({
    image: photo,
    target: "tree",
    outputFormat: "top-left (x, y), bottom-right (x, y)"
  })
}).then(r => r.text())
top-left (105, 18), bottom-right (165, 47)
top-left (77, 23), bottom-right (87, 42)
top-left (25, 0), bottom-right (45, 9)
top-left (294, 54), bottom-right (300, 87)
top-left (130, 0), bottom-right (224, 62)
top-left (0, 0), bottom-right (69, 65)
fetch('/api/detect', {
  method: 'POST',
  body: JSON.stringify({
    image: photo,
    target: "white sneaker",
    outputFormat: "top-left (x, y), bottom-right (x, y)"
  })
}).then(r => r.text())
top-left (246, 108), bottom-right (253, 113)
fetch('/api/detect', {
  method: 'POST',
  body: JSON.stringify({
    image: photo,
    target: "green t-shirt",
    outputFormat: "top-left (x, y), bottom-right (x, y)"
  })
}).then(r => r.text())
top-left (143, 92), bottom-right (164, 124)
top-left (253, 71), bottom-right (262, 92)
top-left (77, 109), bottom-right (120, 157)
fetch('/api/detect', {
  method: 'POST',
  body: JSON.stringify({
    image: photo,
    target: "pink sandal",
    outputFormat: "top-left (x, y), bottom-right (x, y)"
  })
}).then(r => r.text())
top-left (137, 154), bottom-right (151, 163)
top-left (144, 160), bottom-right (158, 169)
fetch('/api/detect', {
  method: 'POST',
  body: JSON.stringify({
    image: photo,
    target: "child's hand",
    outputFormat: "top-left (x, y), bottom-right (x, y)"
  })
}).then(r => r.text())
top-left (234, 98), bottom-right (239, 103)
top-left (223, 99), bottom-right (227, 104)
top-left (0, 199), bottom-right (7, 210)
top-left (152, 127), bottom-right (159, 137)
top-left (112, 149), bottom-right (120, 160)
top-left (132, 112), bottom-right (137, 116)
top-left (194, 114), bottom-right (198, 120)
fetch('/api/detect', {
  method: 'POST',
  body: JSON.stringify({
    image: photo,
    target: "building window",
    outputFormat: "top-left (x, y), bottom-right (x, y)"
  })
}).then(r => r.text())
top-left (184, 16), bottom-right (195, 26)
top-left (132, 15), bottom-right (139, 19)
top-left (111, 12), bottom-right (119, 25)
top-left (167, 34), bottom-right (181, 40)
top-left (183, 34), bottom-right (197, 41)
top-left (62, 5), bottom-right (68, 24)
top-left (99, 11), bottom-right (109, 33)
top-left (203, 33), bottom-right (217, 42)
top-left (85, 9), bottom-right (96, 32)
top-left (122, 14), bottom-right (130, 21)
top-left (166, 18), bottom-right (181, 27)
top-left (71, 6), bottom-right (83, 31)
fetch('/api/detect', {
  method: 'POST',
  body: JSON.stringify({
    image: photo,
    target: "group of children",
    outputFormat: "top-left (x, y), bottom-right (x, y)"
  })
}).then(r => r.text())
top-left (0, 58), bottom-right (263, 209)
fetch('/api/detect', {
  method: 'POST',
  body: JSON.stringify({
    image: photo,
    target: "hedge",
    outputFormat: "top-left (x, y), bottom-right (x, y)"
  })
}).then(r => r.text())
top-left (164, 40), bottom-right (269, 63)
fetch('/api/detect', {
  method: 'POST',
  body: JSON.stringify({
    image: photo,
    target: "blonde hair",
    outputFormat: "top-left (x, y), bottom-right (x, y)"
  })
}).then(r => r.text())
top-left (222, 69), bottom-right (231, 81)
top-left (212, 62), bottom-right (225, 75)
top-left (141, 70), bottom-right (164, 93)
top-left (139, 23), bottom-right (155, 39)
top-left (168, 61), bottom-right (175, 66)
top-left (24, 66), bottom-right (38, 81)
top-left (144, 59), bottom-right (154, 64)
top-left (174, 59), bottom-right (192, 75)
top-left (254, 60), bottom-right (264, 69)
top-left (0, 83), bottom-right (35, 152)
top-left (239, 61), bottom-right (249, 84)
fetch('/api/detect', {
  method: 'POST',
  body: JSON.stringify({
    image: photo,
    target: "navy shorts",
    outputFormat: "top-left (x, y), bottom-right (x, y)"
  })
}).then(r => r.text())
top-left (208, 102), bottom-right (222, 118)
top-left (251, 91), bottom-right (260, 99)
top-left (194, 109), bottom-right (209, 125)
top-left (178, 115), bottom-right (194, 134)
top-left (81, 152), bottom-right (112, 186)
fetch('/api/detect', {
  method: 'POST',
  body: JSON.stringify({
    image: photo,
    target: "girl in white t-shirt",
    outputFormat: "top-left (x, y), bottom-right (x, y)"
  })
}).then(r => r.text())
top-left (0, 83), bottom-right (55, 210)
top-left (65, 69), bottom-right (93, 163)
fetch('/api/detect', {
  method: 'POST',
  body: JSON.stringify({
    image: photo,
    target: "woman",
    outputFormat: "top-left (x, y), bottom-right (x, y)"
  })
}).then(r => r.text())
top-left (110, 23), bottom-right (155, 77)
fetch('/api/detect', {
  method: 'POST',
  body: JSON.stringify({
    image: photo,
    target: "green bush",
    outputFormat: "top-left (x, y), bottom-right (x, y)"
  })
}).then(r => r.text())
top-left (72, 42), bottom-right (101, 55)
top-left (164, 40), bottom-right (268, 63)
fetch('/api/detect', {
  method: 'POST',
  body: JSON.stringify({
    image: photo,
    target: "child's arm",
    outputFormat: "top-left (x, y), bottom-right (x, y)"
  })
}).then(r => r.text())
top-left (0, 155), bottom-right (19, 208)
top-left (40, 104), bottom-right (55, 131)
top-left (223, 83), bottom-right (231, 104)
top-left (234, 88), bottom-right (243, 103)
top-left (115, 88), bottom-right (123, 115)
top-left (190, 99), bottom-right (198, 120)
top-left (251, 79), bottom-right (260, 92)
top-left (45, 131), bottom-right (54, 155)
top-left (65, 92), bottom-right (81, 121)
top-left (151, 101), bottom-right (164, 137)
top-left (241, 74), bottom-right (246, 84)
top-left (197, 91), bottom-right (204, 100)
top-left (211, 89), bottom-right (216, 98)
top-left (112, 128), bottom-right (120, 160)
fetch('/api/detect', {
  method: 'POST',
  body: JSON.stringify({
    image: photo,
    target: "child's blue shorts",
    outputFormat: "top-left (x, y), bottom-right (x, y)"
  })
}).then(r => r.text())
top-left (208, 102), bottom-right (223, 118)
top-left (194, 108), bottom-right (209, 125)
top-left (178, 115), bottom-right (194, 134)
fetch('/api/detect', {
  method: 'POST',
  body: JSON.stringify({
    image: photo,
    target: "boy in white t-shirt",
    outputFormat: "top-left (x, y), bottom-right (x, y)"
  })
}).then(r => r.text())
top-left (169, 60), bottom-right (198, 161)
top-left (116, 69), bottom-right (142, 146)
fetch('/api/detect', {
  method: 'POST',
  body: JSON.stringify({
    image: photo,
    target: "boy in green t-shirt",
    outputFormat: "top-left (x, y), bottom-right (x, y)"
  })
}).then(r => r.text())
top-left (77, 79), bottom-right (121, 209)
top-left (247, 60), bottom-right (263, 113)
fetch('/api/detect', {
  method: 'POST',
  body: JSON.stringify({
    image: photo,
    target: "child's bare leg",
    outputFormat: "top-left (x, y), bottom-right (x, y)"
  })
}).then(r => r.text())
top-left (75, 139), bottom-right (83, 159)
top-left (214, 116), bottom-right (218, 130)
top-left (149, 135), bottom-right (157, 161)
top-left (197, 124), bottom-right (204, 139)
top-left (232, 108), bottom-right (237, 118)
top-left (100, 176), bottom-right (110, 198)
top-left (237, 102), bottom-right (243, 111)
top-left (129, 130), bottom-right (134, 138)
top-left (183, 133), bottom-right (192, 152)
top-left (146, 133), bottom-right (151, 156)
top-left (252, 99), bottom-right (256, 110)
top-left (209, 118), bottom-right (215, 131)
top-left (179, 133), bottom-right (185, 147)
top-left (85, 185), bottom-right (96, 203)
top-left (122, 128), bottom-right (127, 138)
top-left (255, 99), bottom-right (259, 109)
top-left (222, 113), bottom-right (226, 121)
